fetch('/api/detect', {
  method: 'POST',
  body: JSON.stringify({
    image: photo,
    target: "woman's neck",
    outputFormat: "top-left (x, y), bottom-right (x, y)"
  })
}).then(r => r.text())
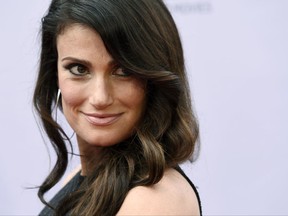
top-left (77, 136), bottom-right (104, 176)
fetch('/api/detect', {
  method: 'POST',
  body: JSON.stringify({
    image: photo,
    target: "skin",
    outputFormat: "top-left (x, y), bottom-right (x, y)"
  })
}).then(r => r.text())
top-left (57, 24), bottom-right (146, 175)
top-left (117, 168), bottom-right (200, 215)
top-left (57, 24), bottom-right (200, 215)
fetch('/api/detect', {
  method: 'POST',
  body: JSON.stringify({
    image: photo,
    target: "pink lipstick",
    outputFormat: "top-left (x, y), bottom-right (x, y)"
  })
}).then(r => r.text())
top-left (83, 112), bottom-right (122, 126)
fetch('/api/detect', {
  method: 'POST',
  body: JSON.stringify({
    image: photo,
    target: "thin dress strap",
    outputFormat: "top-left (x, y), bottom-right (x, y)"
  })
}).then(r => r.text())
top-left (174, 165), bottom-right (202, 215)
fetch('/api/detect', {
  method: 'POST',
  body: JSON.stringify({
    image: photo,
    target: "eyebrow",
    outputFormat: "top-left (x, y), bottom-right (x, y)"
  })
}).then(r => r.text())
top-left (61, 57), bottom-right (117, 67)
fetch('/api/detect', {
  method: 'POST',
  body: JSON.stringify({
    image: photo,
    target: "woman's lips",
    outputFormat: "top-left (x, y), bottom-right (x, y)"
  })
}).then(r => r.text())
top-left (83, 113), bottom-right (122, 126)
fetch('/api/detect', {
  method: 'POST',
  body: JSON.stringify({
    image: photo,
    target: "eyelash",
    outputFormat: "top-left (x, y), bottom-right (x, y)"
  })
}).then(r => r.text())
top-left (64, 63), bottom-right (88, 76)
top-left (64, 63), bottom-right (132, 77)
top-left (112, 67), bottom-right (132, 77)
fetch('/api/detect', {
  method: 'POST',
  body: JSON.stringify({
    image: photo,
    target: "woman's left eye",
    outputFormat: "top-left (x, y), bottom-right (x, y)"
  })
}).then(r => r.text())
top-left (112, 67), bottom-right (132, 77)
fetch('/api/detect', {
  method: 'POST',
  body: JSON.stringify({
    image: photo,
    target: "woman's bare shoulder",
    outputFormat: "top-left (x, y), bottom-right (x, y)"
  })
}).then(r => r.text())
top-left (117, 168), bottom-right (200, 215)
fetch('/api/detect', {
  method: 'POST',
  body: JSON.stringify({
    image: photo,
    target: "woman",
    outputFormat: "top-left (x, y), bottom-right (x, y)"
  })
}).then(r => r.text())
top-left (34, 0), bottom-right (201, 215)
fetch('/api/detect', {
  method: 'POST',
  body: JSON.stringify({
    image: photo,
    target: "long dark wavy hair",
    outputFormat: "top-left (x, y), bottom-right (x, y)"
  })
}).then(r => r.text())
top-left (33, 0), bottom-right (199, 215)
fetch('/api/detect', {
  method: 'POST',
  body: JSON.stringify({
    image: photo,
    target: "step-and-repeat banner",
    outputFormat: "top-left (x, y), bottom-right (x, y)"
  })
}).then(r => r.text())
top-left (0, 0), bottom-right (287, 215)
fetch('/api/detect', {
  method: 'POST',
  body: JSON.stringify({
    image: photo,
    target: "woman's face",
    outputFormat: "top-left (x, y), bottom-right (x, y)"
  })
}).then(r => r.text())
top-left (57, 24), bottom-right (146, 148)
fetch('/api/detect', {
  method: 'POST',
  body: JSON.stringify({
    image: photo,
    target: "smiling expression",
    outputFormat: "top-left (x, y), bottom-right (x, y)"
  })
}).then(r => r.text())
top-left (57, 24), bottom-right (146, 148)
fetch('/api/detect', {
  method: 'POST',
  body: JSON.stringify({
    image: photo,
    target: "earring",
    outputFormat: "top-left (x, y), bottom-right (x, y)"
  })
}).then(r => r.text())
top-left (53, 89), bottom-right (61, 120)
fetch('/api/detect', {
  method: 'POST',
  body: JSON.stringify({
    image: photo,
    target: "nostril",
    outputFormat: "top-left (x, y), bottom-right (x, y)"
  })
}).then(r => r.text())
top-left (89, 86), bottom-right (113, 109)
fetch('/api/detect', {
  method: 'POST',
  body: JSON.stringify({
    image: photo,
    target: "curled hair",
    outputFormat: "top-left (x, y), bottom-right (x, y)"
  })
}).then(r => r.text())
top-left (33, 0), bottom-right (199, 215)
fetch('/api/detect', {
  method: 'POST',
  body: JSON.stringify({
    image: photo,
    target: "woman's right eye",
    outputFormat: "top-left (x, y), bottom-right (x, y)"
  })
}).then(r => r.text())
top-left (65, 63), bottom-right (88, 76)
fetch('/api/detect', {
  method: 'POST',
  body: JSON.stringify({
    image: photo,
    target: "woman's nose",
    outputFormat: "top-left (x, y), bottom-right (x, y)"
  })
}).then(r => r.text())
top-left (89, 77), bottom-right (113, 109)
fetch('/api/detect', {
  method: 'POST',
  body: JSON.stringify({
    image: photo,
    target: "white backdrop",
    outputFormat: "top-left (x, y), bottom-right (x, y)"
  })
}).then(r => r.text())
top-left (0, 0), bottom-right (287, 215)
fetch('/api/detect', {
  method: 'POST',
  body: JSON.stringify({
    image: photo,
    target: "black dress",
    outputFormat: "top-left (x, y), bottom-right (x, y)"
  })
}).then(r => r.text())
top-left (39, 166), bottom-right (202, 215)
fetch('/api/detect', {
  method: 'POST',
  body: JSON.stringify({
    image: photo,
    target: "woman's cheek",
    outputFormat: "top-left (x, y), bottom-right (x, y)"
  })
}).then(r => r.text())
top-left (60, 83), bottom-right (85, 109)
